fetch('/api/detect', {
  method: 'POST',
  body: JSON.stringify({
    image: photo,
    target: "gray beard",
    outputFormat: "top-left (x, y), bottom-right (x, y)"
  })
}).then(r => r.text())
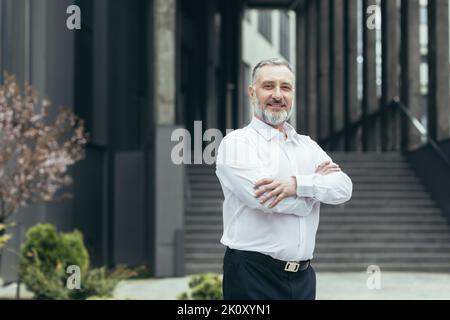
top-left (253, 99), bottom-right (293, 126)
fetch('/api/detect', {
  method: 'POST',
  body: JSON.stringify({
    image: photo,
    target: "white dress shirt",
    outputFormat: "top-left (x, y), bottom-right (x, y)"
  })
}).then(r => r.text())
top-left (215, 117), bottom-right (353, 262)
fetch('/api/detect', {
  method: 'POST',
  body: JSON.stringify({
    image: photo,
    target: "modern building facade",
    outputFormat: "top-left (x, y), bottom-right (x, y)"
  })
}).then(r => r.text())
top-left (1, 0), bottom-right (450, 281)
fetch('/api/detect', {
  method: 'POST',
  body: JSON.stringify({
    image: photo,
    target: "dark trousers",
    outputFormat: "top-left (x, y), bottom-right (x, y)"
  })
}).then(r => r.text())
top-left (223, 247), bottom-right (316, 300)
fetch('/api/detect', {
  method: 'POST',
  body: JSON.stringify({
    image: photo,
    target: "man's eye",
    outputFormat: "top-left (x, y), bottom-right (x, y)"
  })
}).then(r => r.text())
top-left (264, 85), bottom-right (273, 89)
top-left (282, 86), bottom-right (292, 91)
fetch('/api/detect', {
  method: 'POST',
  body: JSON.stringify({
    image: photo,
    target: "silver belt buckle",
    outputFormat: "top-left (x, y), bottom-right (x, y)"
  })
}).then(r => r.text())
top-left (284, 261), bottom-right (300, 272)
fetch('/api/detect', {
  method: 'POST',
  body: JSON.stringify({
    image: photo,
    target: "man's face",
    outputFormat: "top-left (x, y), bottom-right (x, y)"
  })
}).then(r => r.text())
top-left (249, 65), bottom-right (295, 126)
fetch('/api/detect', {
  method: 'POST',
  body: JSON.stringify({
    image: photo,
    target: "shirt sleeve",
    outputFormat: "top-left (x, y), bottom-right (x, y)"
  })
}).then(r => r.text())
top-left (215, 134), bottom-right (318, 217)
top-left (295, 138), bottom-right (353, 205)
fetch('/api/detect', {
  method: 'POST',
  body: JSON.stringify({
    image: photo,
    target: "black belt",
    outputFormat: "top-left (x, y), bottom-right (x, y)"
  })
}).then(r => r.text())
top-left (227, 248), bottom-right (311, 273)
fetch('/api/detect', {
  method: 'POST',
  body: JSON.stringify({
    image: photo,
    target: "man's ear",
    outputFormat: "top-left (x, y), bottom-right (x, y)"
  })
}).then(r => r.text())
top-left (248, 85), bottom-right (255, 99)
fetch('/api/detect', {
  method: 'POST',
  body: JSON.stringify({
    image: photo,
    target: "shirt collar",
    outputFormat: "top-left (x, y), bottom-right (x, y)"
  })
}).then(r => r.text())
top-left (249, 117), bottom-right (297, 142)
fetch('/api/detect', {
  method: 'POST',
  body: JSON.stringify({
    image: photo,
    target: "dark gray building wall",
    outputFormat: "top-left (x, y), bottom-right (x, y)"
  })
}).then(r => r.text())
top-left (1, 0), bottom-right (156, 282)
top-left (0, 0), bottom-right (76, 283)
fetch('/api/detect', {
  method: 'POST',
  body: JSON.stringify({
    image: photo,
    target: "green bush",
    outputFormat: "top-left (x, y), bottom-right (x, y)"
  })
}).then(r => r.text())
top-left (70, 265), bottom-right (135, 300)
top-left (178, 273), bottom-right (223, 300)
top-left (20, 224), bottom-right (89, 275)
top-left (0, 223), bottom-right (12, 251)
top-left (19, 223), bottom-right (135, 300)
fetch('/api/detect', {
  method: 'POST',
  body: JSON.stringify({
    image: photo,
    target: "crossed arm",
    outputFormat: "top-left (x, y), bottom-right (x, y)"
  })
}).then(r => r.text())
top-left (215, 135), bottom-right (353, 217)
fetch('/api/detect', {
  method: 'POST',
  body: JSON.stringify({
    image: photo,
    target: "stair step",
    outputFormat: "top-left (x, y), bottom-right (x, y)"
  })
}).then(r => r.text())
top-left (313, 253), bottom-right (450, 262)
top-left (188, 190), bottom-right (431, 198)
top-left (189, 171), bottom-right (418, 178)
top-left (326, 199), bottom-right (436, 206)
top-left (317, 224), bottom-right (450, 231)
top-left (184, 262), bottom-right (450, 274)
top-left (185, 233), bottom-right (450, 240)
top-left (185, 216), bottom-right (447, 225)
top-left (185, 241), bottom-right (450, 250)
top-left (187, 171), bottom-right (417, 181)
top-left (185, 207), bottom-right (442, 215)
top-left (327, 161), bottom-right (411, 166)
top-left (186, 198), bottom-right (437, 206)
top-left (329, 152), bottom-right (405, 160)
top-left (185, 252), bottom-right (450, 262)
top-left (188, 183), bottom-right (427, 192)
top-left (185, 223), bottom-right (450, 233)
top-left (185, 246), bottom-right (450, 255)
top-left (189, 168), bottom-right (417, 175)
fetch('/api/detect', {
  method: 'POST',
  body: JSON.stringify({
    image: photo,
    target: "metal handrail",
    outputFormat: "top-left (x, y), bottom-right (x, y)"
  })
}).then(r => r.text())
top-left (390, 97), bottom-right (450, 170)
top-left (319, 97), bottom-right (450, 171)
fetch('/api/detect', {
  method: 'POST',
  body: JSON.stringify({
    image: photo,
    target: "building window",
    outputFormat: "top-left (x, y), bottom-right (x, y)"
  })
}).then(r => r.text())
top-left (258, 11), bottom-right (272, 43)
top-left (0, 0), bottom-right (28, 85)
top-left (279, 11), bottom-right (290, 60)
top-left (244, 10), bottom-right (251, 23)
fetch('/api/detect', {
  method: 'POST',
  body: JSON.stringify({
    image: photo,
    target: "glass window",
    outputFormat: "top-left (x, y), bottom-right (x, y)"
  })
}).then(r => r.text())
top-left (258, 11), bottom-right (272, 43)
top-left (279, 11), bottom-right (290, 61)
top-left (0, 0), bottom-right (28, 85)
top-left (244, 10), bottom-right (251, 23)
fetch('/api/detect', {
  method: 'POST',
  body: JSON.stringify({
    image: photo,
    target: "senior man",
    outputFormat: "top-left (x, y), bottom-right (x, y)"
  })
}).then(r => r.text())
top-left (215, 58), bottom-right (353, 300)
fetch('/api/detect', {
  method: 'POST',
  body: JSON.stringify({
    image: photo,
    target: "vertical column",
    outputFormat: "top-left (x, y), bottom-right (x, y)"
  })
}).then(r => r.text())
top-left (154, 0), bottom-right (176, 126)
top-left (344, 0), bottom-right (360, 151)
top-left (154, 0), bottom-right (184, 277)
top-left (0, 0), bottom-right (3, 83)
top-left (81, 0), bottom-right (107, 267)
top-left (381, 0), bottom-right (400, 151)
top-left (428, 0), bottom-right (450, 141)
top-left (205, 1), bottom-right (219, 130)
top-left (362, 0), bottom-right (379, 151)
top-left (318, 0), bottom-right (330, 143)
top-left (296, 3), bottom-right (309, 135)
top-left (222, 0), bottom-right (242, 130)
top-left (400, 0), bottom-right (422, 150)
top-left (307, 1), bottom-right (318, 140)
top-left (330, 0), bottom-right (345, 150)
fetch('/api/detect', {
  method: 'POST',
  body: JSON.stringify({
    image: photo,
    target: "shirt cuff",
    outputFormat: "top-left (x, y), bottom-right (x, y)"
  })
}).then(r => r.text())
top-left (295, 174), bottom-right (316, 198)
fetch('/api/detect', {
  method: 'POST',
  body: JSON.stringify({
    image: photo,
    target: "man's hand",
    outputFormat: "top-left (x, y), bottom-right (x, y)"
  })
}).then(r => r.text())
top-left (253, 161), bottom-right (341, 209)
top-left (315, 161), bottom-right (341, 175)
top-left (254, 177), bottom-right (297, 209)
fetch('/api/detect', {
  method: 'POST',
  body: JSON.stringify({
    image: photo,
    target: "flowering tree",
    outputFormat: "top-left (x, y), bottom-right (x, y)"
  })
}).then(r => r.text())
top-left (0, 73), bottom-right (88, 240)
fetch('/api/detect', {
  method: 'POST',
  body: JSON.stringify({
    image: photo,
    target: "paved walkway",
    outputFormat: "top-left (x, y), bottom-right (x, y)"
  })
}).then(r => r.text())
top-left (2, 272), bottom-right (450, 300)
top-left (113, 272), bottom-right (450, 300)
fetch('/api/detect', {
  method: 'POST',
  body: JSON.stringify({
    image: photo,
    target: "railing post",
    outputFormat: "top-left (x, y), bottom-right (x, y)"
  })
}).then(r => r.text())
top-left (428, 0), bottom-right (450, 142)
top-left (362, 0), bottom-right (379, 152)
top-left (381, 0), bottom-right (400, 152)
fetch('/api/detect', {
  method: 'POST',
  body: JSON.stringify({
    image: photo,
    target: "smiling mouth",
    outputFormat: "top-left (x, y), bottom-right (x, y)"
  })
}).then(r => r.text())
top-left (267, 104), bottom-right (286, 108)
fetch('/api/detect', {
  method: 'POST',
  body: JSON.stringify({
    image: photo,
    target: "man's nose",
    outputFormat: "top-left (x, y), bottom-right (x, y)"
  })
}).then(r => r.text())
top-left (272, 87), bottom-right (282, 100)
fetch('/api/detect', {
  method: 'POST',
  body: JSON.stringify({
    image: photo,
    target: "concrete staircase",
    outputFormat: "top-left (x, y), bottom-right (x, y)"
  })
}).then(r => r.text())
top-left (184, 153), bottom-right (450, 274)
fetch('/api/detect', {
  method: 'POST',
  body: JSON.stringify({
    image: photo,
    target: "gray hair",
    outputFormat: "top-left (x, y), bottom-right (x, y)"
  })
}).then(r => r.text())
top-left (251, 58), bottom-right (295, 85)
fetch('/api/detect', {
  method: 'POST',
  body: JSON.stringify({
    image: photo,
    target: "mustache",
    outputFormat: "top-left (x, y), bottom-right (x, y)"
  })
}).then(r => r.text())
top-left (265, 99), bottom-right (286, 105)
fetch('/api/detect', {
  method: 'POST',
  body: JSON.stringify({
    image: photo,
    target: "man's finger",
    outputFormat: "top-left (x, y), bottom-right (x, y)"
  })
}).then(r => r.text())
top-left (323, 164), bottom-right (340, 170)
top-left (317, 161), bottom-right (330, 169)
top-left (259, 186), bottom-right (283, 204)
top-left (254, 178), bottom-right (274, 189)
top-left (320, 163), bottom-right (339, 171)
top-left (268, 193), bottom-right (286, 208)
top-left (322, 168), bottom-right (342, 175)
top-left (255, 181), bottom-right (280, 197)
top-left (315, 161), bottom-right (330, 173)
